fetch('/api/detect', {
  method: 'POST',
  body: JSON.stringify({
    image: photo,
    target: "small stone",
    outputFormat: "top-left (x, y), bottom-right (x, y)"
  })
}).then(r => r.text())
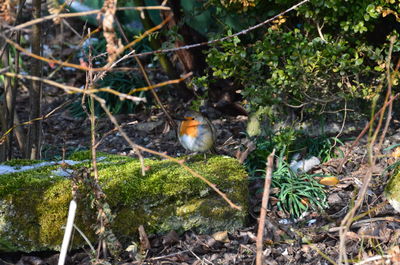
top-left (328, 193), bottom-right (342, 206)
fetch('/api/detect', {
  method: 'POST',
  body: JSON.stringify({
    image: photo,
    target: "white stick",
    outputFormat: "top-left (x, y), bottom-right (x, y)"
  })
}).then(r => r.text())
top-left (58, 199), bottom-right (77, 265)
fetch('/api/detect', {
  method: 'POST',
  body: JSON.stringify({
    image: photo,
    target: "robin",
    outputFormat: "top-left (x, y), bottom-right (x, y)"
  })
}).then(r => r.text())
top-left (177, 111), bottom-right (217, 153)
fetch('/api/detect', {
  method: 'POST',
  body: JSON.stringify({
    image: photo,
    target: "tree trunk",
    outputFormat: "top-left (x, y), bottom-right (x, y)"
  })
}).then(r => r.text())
top-left (0, 29), bottom-right (11, 161)
top-left (5, 32), bottom-right (21, 159)
top-left (25, 0), bottom-right (42, 159)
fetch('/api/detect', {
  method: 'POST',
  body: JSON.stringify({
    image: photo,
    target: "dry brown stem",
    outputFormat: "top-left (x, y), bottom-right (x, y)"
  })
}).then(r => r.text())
top-left (0, 14), bottom-right (173, 72)
top-left (338, 35), bottom-right (397, 265)
top-left (128, 72), bottom-right (193, 95)
top-left (256, 149), bottom-right (275, 265)
top-left (114, 17), bottom-right (178, 128)
top-left (126, 0), bottom-right (310, 59)
top-left (3, 72), bottom-right (146, 102)
top-left (378, 37), bottom-right (399, 148)
top-left (101, 0), bottom-right (123, 63)
top-left (8, 6), bottom-right (171, 32)
top-left (0, 99), bottom-right (72, 144)
top-left (337, 93), bottom-right (399, 172)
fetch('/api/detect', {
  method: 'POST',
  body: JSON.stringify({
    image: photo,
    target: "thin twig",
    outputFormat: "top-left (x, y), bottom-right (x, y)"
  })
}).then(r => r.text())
top-left (256, 149), bottom-right (275, 265)
top-left (127, 0), bottom-right (310, 58)
top-left (8, 6), bottom-right (171, 32)
top-left (3, 72), bottom-right (146, 102)
top-left (292, 230), bottom-right (338, 265)
top-left (369, 37), bottom-right (396, 158)
top-left (0, 67), bottom-right (10, 74)
top-left (73, 224), bottom-right (96, 253)
top-left (378, 36), bottom-right (398, 148)
top-left (337, 93), bottom-right (399, 172)
top-left (1, 15), bottom-right (173, 72)
top-left (0, 99), bottom-right (74, 144)
top-left (114, 16), bottom-right (177, 128)
top-left (316, 21), bottom-right (326, 42)
top-left (127, 72), bottom-right (192, 95)
top-left (338, 36), bottom-right (397, 265)
top-left (184, 243), bottom-right (214, 265)
top-left (123, 14), bottom-right (173, 51)
top-left (0, 34), bottom-right (110, 72)
top-left (353, 216), bottom-right (400, 226)
top-left (335, 99), bottom-right (347, 139)
top-left (354, 255), bottom-right (392, 265)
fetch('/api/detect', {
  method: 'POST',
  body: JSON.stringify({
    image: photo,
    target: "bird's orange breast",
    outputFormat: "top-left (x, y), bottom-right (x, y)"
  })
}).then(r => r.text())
top-left (179, 119), bottom-right (200, 137)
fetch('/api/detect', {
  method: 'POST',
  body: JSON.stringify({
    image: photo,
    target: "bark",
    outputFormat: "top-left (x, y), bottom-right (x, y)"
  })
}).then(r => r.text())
top-left (0, 30), bottom-right (11, 161)
top-left (5, 32), bottom-right (21, 159)
top-left (25, 0), bottom-right (42, 159)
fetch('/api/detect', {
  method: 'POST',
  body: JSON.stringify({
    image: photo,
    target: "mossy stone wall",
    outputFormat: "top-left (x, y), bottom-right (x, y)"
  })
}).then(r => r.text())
top-left (0, 152), bottom-right (248, 252)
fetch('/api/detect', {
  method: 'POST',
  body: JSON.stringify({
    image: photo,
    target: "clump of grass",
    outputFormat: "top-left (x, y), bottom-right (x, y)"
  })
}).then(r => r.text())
top-left (272, 151), bottom-right (328, 218)
top-left (245, 128), bottom-right (339, 218)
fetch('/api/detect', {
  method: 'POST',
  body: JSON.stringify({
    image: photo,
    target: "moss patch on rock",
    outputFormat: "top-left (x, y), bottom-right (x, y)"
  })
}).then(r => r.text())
top-left (385, 167), bottom-right (400, 213)
top-left (0, 151), bottom-right (248, 252)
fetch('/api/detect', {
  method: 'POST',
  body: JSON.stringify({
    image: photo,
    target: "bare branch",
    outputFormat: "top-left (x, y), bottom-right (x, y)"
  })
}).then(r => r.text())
top-left (127, 0), bottom-right (310, 58)
top-left (256, 150), bottom-right (275, 265)
top-left (128, 72), bottom-right (192, 95)
top-left (8, 6), bottom-right (171, 32)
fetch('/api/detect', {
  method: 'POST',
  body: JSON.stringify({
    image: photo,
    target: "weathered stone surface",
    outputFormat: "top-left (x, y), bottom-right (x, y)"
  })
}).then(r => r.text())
top-left (0, 152), bottom-right (248, 252)
top-left (385, 168), bottom-right (400, 213)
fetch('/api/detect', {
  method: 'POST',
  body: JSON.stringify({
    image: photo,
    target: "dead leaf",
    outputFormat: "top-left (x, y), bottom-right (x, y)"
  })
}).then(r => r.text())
top-left (134, 120), bottom-right (163, 133)
top-left (300, 198), bottom-right (310, 206)
top-left (162, 230), bottom-right (180, 246)
top-left (138, 225), bottom-right (150, 250)
top-left (319, 176), bottom-right (339, 186)
top-left (346, 231), bottom-right (360, 241)
top-left (236, 141), bottom-right (256, 163)
top-left (392, 147), bottom-right (400, 158)
top-left (388, 245), bottom-right (400, 263)
top-left (212, 231), bottom-right (230, 243)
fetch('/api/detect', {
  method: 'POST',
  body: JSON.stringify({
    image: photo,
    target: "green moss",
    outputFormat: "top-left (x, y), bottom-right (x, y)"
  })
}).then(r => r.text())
top-left (385, 168), bottom-right (400, 212)
top-left (385, 173), bottom-right (399, 197)
top-left (67, 150), bottom-right (95, 160)
top-left (2, 159), bottom-right (43, 166)
top-left (0, 166), bottom-right (58, 197)
top-left (100, 155), bottom-right (248, 237)
top-left (0, 152), bottom-right (248, 252)
top-left (67, 150), bottom-right (131, 162)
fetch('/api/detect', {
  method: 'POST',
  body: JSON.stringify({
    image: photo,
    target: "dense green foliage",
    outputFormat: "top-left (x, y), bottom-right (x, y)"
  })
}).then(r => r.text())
top-left (206, 30), bottom-right (386, 109)
top-left (64, 0), bottom-right (400, 116)
top-left (201, 0), bottom-right (400, 113)
top-left (202, 0), bottom-right (399, 218)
